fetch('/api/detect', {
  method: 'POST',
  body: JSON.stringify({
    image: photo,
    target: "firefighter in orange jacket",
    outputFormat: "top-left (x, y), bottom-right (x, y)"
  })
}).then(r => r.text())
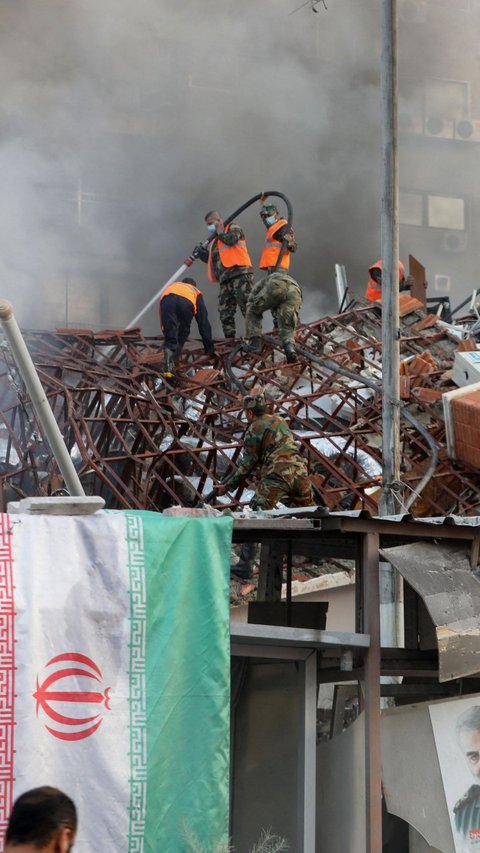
top-left (197, 210), bottom-right (254, 339)
top-left (364, 259), bottom-right (412, 302)
top-left (159, 278), bottom-right (215, 377)
top-left (259, 203), bottom-right (297, 273)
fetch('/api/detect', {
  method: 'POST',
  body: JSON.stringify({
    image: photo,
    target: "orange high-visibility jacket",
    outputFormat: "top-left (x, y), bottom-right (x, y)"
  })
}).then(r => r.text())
top-left (364, 259), bottom-right (405, 302)
top-left (207, 225), bottom-right (252, 283)
top-left (160, 281), bottom-right (202, 313)
top-left (259, 218), bottom-right (290, 271)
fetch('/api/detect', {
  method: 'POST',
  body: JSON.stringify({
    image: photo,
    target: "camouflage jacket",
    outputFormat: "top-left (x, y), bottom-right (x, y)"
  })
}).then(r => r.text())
top-left (198, 223), bottom-right (252, 283)
top-left (224, 413), bottom-right (308, 490)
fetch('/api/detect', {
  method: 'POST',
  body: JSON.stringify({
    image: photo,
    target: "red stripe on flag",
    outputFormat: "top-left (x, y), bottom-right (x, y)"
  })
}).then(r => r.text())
top-left (0, 513), bottom-right (15, 840)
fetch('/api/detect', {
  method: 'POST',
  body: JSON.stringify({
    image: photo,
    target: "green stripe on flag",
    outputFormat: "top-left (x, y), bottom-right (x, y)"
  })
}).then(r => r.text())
top-left (127, 512), bottom-right (233, 853)
top-left (125, 513), bottom-right (148, 851)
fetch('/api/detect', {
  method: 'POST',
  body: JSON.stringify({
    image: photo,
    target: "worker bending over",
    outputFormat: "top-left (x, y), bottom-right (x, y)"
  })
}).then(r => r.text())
top-left (215, 393), bottom-right (314, 510)
top-left (159, 277), bottom-right (215, 377)
top-left (259, 202), bottom-right (297, 273)
top-left (197, 210), bottom-right (253, 339)
top-left (246, 272), bottom-right (302, 363)
top-left (214, 393), bottom-right (316, 580)
top-left (364, 259), bottom-right (413, 302)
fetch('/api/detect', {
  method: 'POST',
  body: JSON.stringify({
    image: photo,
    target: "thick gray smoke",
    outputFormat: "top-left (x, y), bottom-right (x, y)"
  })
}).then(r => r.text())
top-left (0, 0), bottom-right (470, 335)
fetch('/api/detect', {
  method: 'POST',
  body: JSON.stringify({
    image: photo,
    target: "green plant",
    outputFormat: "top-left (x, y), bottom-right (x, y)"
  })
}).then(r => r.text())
top-left (182, 822), bottom-right (289, 853)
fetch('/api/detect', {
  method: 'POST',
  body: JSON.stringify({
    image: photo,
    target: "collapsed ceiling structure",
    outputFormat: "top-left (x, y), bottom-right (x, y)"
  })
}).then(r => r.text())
top-left (0, 295), bottom-right (479, 516)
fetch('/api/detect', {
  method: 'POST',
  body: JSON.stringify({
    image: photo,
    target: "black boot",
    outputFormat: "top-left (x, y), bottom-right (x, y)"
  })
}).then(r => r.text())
top-left (163, 348), bottom-right (176, 377)
top-left (284, 343), bottom-right (297, 364)
top-left (231, 542), bottom-right (256, 580)
top-left (247, 336), bottom-right (262, 353)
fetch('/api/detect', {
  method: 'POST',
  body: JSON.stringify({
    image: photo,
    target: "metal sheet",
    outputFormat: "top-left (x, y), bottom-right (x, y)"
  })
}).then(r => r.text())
top-left (380, 541), bottom-right (480, 681)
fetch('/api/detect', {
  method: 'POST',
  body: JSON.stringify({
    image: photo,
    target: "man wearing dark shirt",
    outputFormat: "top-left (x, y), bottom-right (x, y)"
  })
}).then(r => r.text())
top-left (159, 277), bottom-right (215, 377)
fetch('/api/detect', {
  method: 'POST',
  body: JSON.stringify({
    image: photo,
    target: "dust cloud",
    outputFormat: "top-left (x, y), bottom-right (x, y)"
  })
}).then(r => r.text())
top-left (0, 0), bottom-right (470, 335)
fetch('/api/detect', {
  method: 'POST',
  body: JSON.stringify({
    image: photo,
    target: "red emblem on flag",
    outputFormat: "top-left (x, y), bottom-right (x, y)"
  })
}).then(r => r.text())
top-left (33, 652), bottom-right (111, 741)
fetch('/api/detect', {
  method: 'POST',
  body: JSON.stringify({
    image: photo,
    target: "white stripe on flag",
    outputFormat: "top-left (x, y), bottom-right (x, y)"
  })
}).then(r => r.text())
top-left (6, 511), bottom-right (146, 853)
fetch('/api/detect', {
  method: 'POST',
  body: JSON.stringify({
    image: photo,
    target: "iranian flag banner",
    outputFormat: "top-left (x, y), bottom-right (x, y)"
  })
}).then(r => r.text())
top-left (0, 510), bottom-right (233, 852)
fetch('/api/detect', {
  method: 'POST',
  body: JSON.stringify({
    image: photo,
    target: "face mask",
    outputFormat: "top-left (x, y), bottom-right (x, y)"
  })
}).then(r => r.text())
top-left (265, 215), bottom-right (276, 226)
top-left (207, 223), bottom-right (217, 233)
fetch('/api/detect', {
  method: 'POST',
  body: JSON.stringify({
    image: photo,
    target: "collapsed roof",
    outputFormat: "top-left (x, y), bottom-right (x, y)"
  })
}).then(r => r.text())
top-left (0, 296), bottom-right (479, 516)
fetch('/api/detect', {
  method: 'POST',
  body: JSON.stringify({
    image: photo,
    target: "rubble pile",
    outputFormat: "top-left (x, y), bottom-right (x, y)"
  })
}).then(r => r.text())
top-left (0, 298), bottom-right (479, 515)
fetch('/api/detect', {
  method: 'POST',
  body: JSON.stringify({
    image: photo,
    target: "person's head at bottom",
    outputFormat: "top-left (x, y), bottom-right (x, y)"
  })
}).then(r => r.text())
top-left (5, 787), bottom-right (77, 852)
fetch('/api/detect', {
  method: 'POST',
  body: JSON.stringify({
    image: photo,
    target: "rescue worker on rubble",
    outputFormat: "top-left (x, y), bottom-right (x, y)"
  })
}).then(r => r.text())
top-left (159, 277), bottom-right (215, 377)
top-left (259, 203), bottom-right (297, 273)
top-left (214, 393), bottom-right (315, 510)
top-left (196, 210), bottom-right (254, 339)
top-left (364, 259), bottom-right (413, 302)
top-left (213, 393), bottom-right (316, 579)
top-left (245, 272), bottom-right (302, 363)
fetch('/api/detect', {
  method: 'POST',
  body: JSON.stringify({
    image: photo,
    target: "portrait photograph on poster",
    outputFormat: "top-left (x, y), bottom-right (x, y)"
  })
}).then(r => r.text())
top-left (430, 695), bottom-right (480, 853)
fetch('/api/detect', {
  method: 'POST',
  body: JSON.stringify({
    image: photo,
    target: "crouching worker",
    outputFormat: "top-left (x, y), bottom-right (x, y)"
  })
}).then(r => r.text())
top-left (159, 277), bottom-right (215, 377)
top-left (213, 393), bottom-right (315, 578)
top-left (246, 272), bottom-right (302, 363)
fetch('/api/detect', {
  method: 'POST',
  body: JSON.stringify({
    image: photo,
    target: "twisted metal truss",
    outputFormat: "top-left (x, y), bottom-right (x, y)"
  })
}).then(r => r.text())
top-left (0, 303), bottom-right (478, 516)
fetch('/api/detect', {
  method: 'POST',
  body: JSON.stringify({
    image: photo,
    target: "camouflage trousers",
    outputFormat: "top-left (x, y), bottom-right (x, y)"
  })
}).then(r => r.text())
top-left (252, 466), bottom-right (315, 510)
top-left (246, 272), bottom-right (302, 346)
top-left (219, 273), bottom-right (253, 338)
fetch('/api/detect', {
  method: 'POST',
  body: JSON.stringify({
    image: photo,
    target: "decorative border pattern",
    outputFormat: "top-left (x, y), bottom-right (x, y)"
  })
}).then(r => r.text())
top-left (0, 514), bottom-right (15, 843)
top-left (126, 514), bottom-right (147, 852)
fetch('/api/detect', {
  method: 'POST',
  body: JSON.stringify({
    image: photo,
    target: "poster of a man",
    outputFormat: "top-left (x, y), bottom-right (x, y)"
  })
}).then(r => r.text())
top-left (430, 697), bottom-right (480, 853)
top-left (453, 707), bottom-right (480, 851)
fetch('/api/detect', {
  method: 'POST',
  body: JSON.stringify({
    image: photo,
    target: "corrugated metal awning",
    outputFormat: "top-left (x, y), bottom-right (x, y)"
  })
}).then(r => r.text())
top-left (380, 541), bottom-right (480, 682)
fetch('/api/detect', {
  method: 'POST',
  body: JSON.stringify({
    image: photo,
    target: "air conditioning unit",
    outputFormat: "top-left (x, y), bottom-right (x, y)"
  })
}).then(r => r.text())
top-left (425, 116), bottom-right (455, 139)
top-left (455, 118), bottom-right (480, 142)
top-left (398, 111), bottom-right (423, 135)
top-left (442, 231), bottom-right (468, 253)
top-left (399, 0), bottom-right (427, 23)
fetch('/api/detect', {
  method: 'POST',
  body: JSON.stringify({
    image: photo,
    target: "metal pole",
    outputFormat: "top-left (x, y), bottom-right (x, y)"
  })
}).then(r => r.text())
top-left (380, 0), bottom-right (400, 517)
top-left (125, 261), bottom-right (190, 330)
top-left (0, 300), bottom-right (85, 497)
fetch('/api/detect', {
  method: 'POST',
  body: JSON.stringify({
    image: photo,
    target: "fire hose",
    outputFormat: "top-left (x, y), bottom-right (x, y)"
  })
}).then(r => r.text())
top-left (125, 191), bottom-right (293, 330)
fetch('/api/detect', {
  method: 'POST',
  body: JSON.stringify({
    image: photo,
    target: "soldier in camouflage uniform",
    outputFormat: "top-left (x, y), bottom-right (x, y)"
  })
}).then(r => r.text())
top-left (214, 393), bottom-right (314, 511)
top-left (214, 393), bottom-right (314, 579)
top-left (197, 210), bottom-right (253, 339)
top-left (246, 272), bottom-right (302, 363)
top-left (454, 706), bottom-right (480, 851)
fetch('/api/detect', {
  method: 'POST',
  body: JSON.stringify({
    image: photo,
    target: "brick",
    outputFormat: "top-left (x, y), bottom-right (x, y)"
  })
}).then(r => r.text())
top-left (451, 390), bottom-right (480, 470)
top-left (456, 338), bottom-right (479, 352)
top-left (399, 294), bottom-right (425, 317)
top-left (407, 354), bottom-right (435, 378)
top-left (411, 387), bottom-right (442, 404)
top-left (400, 375), bottom-right (411, 399)
top-left (413, 314), bottom-right (439, 332)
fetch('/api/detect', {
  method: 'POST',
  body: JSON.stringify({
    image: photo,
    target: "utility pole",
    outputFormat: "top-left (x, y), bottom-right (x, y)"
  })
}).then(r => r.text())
top-left (379, 0), bottom-right (403, 650)
top-left (380, 0), bottom-right (400, 517)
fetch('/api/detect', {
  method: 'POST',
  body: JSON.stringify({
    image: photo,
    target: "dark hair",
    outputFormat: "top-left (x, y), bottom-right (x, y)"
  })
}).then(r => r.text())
top-left (204, 210), bottom-right (217, 221)
top-left (182, 277), bottom-right (196, 286)
top-left (456, 706), bottom-right (480, 739)
top-left (6, 787), bottom-right (77, 848)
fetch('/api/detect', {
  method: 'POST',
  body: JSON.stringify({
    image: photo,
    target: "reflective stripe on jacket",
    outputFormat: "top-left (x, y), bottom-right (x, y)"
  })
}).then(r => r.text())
top-left (259, 219), bottom-right (290, 271)
top-left (207, 225), bottom-right (252, 283)
top-left (160, 282), bottom-right (201, 313)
